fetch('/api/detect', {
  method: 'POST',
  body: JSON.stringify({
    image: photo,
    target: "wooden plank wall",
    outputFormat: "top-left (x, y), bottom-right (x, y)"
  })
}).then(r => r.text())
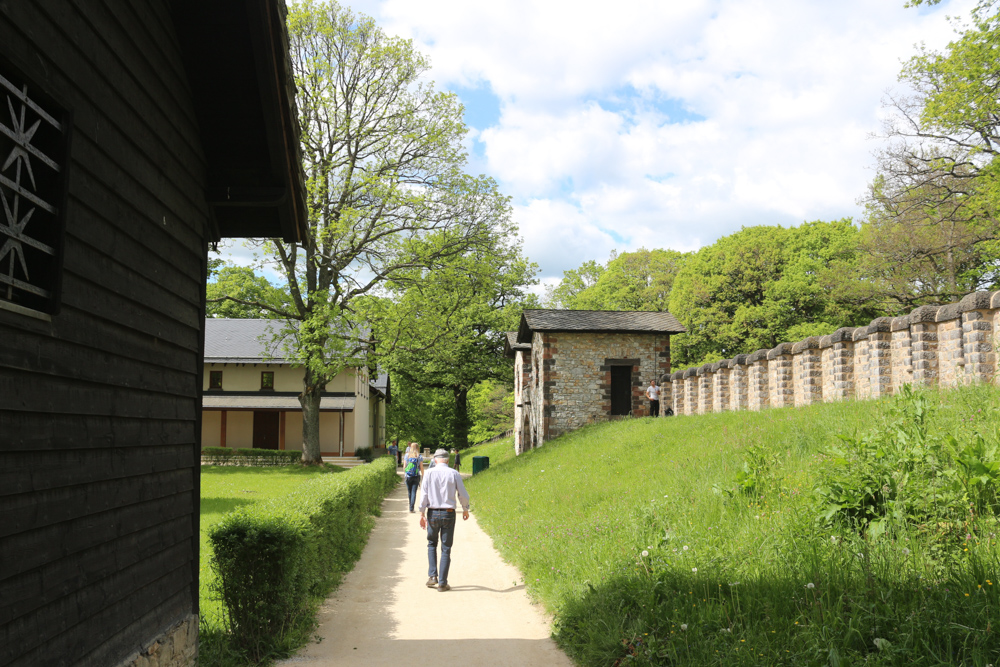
top-left (0, 2), bottom-right (208, 665)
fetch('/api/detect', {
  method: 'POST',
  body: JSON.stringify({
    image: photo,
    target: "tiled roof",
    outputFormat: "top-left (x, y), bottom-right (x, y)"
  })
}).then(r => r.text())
top-left (517, 309), bottom-right (686, 343)
top-left (503, 331), bottom-right (532, 358)
top-left (204, 319), bottom-right (291, 363)
top-left (370, 372), bottom-right (391, 404)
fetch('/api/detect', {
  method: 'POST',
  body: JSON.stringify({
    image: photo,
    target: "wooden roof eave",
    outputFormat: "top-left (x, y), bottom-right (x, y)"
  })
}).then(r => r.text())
top-left (171, 0), bottom-right (308, 244)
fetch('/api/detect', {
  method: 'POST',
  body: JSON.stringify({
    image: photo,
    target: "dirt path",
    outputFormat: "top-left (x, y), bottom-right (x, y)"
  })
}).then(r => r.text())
top-left (277, 476), bottom-right (575, 667)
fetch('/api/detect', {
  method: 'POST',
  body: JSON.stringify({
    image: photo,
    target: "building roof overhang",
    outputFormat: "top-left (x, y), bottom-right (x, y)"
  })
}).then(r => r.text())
top-left (503, 331), bottom-right (532, 358)
top-left (202, 394), bottom-right (354, 411)
top-left (171, 0), bottom-right (308, 243)
top-left (516, 309), bottom-right (687, 344)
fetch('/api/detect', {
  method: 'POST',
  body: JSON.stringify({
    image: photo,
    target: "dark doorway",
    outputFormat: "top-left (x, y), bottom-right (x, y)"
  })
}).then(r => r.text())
top-left (610, 366), bottom-right (632, 416)
top-left (253, 411), bottom-right (280, 449)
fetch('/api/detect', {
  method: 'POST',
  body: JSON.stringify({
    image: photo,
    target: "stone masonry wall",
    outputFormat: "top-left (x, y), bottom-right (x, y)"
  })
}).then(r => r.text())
top-left (670, 291), bottom-right (1000, 415)
top-left (115, 615), bottom-right (197, 667)
top-left (532, 331), bottom-right (671, 442)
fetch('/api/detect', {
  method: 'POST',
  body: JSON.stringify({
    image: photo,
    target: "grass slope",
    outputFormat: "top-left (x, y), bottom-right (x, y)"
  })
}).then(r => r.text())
top-left (466, 387), bottom-right (1000, 666)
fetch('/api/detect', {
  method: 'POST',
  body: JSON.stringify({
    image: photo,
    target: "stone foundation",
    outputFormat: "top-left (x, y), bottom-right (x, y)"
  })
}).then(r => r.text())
top-left (670, 291), bottom-right (1000, 415)
top-left (116, 615), bottom-right (197, 667)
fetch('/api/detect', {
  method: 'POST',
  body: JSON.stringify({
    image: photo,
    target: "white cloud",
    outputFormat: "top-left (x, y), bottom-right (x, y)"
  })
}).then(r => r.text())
top-left (329, 0), bottom-right (977, 278)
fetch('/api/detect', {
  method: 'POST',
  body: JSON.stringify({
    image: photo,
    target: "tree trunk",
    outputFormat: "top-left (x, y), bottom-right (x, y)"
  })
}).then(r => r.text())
top-left (453, 386), bottom-right (470, 450)
top-left (300, 368), bottom-right (323, 464)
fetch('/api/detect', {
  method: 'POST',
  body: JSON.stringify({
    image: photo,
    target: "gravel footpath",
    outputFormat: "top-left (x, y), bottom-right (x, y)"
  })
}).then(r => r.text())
top-left (277, 475), bottom-right (575, 667)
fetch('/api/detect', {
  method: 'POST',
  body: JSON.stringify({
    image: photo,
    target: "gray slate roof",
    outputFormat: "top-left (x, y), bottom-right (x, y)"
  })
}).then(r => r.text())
top-left (517, 309), bottom-right (686, 343)
top-left (370, 372), bottom-right (391, 404)
top-left (204, 318), bottom-right (292, 363)
top-left (504, 331), bottom-right (532, 358)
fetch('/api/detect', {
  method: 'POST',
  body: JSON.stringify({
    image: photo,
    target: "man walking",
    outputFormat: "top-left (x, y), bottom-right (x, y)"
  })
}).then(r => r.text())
top-left (419, 448), bottom-right (470, 592)
top-left (646, 378), bottom-right (660, 418)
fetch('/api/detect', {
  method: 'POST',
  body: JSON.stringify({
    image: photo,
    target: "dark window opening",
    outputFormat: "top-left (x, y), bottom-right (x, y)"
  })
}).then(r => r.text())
top-left (610, 366), bottom-right (632, 416)
top-left (261, 371), bottom-right (274, 390)
top-left (209, 370), bottom-right (223, 389)
top-left (0, 56), bottom-right (72, 315)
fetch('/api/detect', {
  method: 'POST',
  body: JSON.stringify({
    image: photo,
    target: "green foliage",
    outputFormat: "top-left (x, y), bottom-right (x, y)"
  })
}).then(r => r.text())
top-left (354, 445), bottom-right (374, 463)
top-left (206, 265), bottom-right (288, 319)
top-left (862, 2), bottom-right (1000, 312)
top-left (466, 385), bottom-right (1000, 667)
top-left (816, 386), bottom-right (1000, 536)
top-left (206, 458), bottom-right (397, 663)
top-left (467, 380), bottom-right (514, 444)
top-left (547, 248), bottom-right (688, 311)
top-left (669, 220), bottom-right (878, 368)
top-left (201, 447), bottom-right (302, 466)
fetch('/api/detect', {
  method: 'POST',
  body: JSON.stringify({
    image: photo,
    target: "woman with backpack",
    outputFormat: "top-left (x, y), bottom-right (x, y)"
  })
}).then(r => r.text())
top-left (403, 443), bottom-right (424, 513)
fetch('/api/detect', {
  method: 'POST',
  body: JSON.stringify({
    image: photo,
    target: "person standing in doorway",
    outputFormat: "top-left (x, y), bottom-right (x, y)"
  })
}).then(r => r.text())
top-left (646, 378), bottom-right (660, 418)
top-left (419, 448), bottom-right (470, 592)
top-left (403, 443), bottom-right (423, 512)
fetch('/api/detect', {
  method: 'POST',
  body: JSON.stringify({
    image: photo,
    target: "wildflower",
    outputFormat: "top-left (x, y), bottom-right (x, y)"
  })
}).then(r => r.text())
top-left (831, 536), bottom-right (839, 544)
top-left (641, 550), bottom-right (649, 558)
top-left (683, 545), bottom-right (689, 551)
top-left (692, 567), bottom-right (698, 573)
top-left (680, 624), bottom-right (688, 631)
top-left (902, 548), bottom-right (911, 556)
top-left (806, 583), bottom-right (815, 589)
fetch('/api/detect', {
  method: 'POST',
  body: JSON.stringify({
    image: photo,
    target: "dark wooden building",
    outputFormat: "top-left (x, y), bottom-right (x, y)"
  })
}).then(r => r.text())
top-left (0, 2), bottom-right (307, 665)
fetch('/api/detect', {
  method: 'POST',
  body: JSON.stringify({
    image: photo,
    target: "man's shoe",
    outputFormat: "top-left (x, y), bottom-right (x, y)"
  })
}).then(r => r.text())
top-left (437, 583), bottom-right (451, 592)
top-left (426, 577), bottom-right (438, 588)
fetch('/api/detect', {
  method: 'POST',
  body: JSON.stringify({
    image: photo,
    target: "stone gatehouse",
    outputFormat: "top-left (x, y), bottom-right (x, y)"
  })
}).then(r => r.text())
top-left (506, 310), bottom-right (686, 452)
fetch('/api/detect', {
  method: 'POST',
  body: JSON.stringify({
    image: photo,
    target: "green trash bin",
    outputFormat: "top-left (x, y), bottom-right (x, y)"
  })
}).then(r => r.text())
top-left (471, 456), bottom-right (490, 475)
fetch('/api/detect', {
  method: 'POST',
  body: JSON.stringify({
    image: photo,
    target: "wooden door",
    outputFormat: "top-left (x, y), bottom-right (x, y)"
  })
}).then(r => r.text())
top-left (610, 366), bottom-right (632, 416)
top-left (252, 411), bottom-right (280, 449)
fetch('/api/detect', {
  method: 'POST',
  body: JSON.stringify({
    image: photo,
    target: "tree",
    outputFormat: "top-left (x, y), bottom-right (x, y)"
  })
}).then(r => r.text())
top-left (215, 1), bottom-right (512, 463)
top-left (375, 232), bottom-right (537, 449)
top-left (544, 259), bottom-right (604, 308)
top-left (861, 1), bottom-right (1000, 309)
top-left (860, 175), bottom-right (1000, 311)
top-left (668, 221), bottom-right (878, 368)
top-left (206, 264), bottom-right (287, 319)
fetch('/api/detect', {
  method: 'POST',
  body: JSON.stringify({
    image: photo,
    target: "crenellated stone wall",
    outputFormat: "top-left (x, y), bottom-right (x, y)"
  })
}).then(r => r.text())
top-left (669, 291), bottom-right (1000, 416)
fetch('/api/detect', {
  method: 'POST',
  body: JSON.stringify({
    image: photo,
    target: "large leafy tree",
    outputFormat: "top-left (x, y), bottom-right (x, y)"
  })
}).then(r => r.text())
top-left (668, 221), bottom-right (878, 368)
top-left (863, 1), bottom-right (1000, 304)
top-left (545, 248), bottom-right (687, 311)
top-left (206, 263), bottom-right (287, 319)
top-left (375, 232), bottom-right (537, 449)
top-left (217, 1), bottom-right (511, 463)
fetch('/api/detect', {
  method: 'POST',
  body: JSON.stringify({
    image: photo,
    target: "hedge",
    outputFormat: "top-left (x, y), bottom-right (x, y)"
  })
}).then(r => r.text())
top-left (201, 447), bottom-right (302, 466)
top-left (207, 457), bottom-right (398, 661)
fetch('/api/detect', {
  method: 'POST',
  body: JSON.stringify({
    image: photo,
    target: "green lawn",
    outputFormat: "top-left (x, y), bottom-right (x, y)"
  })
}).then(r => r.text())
top-left (466, 386), bottom-right (1000, 666)
top-left (199, 464), bottom-right (345, 629)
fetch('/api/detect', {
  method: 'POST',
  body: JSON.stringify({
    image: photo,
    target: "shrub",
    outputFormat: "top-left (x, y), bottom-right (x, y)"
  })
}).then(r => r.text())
top-left (814, 385), bottom-right (1000, 536)
top-left (201, 447), bottom-right (303, 466)
top-left (354, 445), bottom-right (374, 462)
top-left (207, 456), bottom-right (397, 661)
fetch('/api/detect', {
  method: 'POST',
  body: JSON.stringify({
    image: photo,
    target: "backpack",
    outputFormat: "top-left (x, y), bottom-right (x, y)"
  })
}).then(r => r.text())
top-left (404, 458), bottom-right (419, 477)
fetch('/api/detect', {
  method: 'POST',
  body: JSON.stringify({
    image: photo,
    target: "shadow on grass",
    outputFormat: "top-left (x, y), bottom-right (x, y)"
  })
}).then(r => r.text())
top-left (556, 564), bottom-right (1000, 667)
top-left (201, 497), bottom-right (258, 516)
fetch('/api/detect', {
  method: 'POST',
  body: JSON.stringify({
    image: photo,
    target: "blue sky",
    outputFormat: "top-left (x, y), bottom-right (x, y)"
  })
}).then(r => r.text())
top-left (225, 0), bottom-right (973, 291)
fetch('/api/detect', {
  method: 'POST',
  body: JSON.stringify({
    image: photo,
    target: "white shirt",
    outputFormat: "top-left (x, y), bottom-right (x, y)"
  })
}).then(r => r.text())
top-left (646, 384), bottom-right (660, 400)
top-left (419, 464), bottom-right (470, 512)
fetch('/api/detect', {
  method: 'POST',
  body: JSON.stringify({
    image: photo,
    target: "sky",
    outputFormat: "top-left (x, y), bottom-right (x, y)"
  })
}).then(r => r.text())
top-left (223, 0), bottom-right (974, 290)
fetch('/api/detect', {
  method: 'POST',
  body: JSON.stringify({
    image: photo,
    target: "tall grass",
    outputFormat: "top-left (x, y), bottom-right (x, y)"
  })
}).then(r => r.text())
top-left (467, 385), bottom-right (1000, 666)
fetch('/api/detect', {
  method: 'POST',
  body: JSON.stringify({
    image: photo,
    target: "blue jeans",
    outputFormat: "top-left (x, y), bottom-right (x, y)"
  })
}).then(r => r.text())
top-left (427, 509), bottom-right (456, 585)
top-left (406, 475), bottom-right (420, 511)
